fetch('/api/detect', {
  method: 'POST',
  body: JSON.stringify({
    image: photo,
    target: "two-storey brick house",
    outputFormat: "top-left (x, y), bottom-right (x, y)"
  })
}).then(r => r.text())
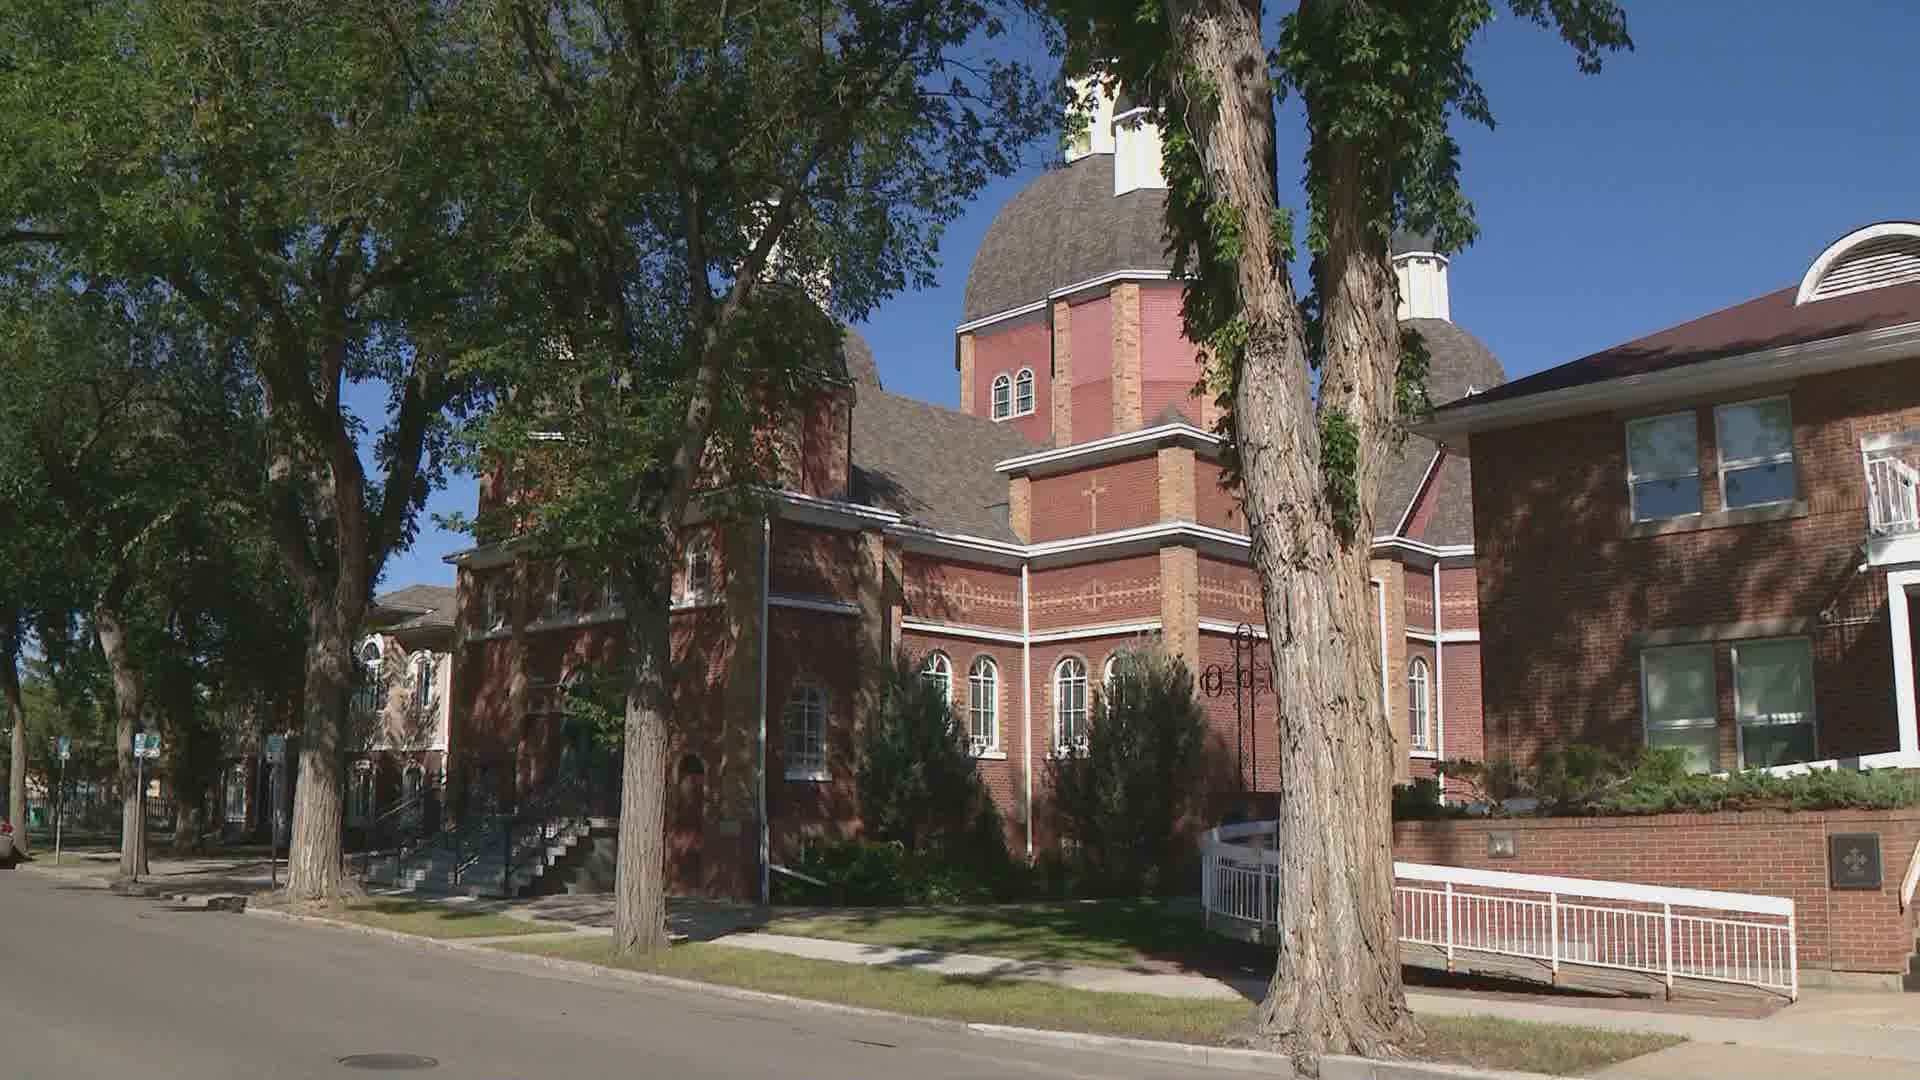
top-left (445, 83), bottom-right (1505, 900)
top-left (1423, 221), bottom-right (1920, 775)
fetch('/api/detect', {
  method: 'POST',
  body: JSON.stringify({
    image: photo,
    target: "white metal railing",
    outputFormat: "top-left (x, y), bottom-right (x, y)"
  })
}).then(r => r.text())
top-left (1902, 838), bottom-right (1920, 913)
top-left (1201, 824), bottom-right (1798, 999)
top-left (1863, 432), bottom-right (1920, 537)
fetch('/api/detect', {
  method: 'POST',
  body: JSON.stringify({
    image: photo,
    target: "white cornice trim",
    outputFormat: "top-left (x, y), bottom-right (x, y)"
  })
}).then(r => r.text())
top-left (955, 269), bottom-right (1177, 335)
top-left (887, 524), bottom-right (1028, 562)
top-left (996, 423), bottom-right (1223, 475)
top-left (1027, 520), bottom-right (1251, 559)
top-left (1418, 320), bottom-right (1920, 447)
top-left (899, 618), bottom-right (1026, 645)
top-left (1369, 535), bottom-right (1475, 562)
top-left (1199, 619), bottom-right (1268, 639)
top-left (769, 595), bottom-right (861, 617)
top-left (774, 489), bottom-right (903, 528)
top-left (1407, 628), bottom-right (1481, 644)
top-left (1028, 619), bottom-right (1162, 644)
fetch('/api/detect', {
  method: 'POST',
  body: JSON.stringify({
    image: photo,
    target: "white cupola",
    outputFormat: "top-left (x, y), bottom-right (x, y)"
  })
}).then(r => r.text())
top-left (1064, 77), bottom-right (1166, 197)
top-left (1391, 233), bottom-right (1450, 322)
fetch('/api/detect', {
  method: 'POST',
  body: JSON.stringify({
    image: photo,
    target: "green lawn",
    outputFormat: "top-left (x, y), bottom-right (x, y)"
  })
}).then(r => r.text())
top-left (496, 937), bottom-right (1682, 1074)
top-left (760, 901), bottom-right (1267, 973)
top-left (340, 899), bottom-right (573, 939)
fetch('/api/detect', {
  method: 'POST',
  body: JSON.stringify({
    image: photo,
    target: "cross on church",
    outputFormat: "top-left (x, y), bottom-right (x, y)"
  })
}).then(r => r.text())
top-left (1082, 478), bottom-right (1109, 531)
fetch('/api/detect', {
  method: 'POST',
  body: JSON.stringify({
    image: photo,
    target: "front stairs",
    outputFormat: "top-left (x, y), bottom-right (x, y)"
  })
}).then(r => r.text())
top-left (360, 816), bottom-right (612, 899)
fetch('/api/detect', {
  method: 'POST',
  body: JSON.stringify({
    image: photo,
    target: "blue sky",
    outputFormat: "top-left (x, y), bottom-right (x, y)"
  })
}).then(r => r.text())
top-left (376, 4), bottom-right (1917, 589)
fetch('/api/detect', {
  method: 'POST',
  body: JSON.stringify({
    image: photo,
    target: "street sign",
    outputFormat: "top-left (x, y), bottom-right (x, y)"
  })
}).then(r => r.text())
top-left (265, 734), bottom-right (286, 763)
top-left (133, 732), bottom-right (162, 759)
top-left (55, 735), bottom-right (71, 761)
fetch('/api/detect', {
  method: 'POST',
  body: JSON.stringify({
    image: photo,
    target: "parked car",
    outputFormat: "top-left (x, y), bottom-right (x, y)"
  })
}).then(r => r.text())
top-left (0, 819), bottom-right (14, 867)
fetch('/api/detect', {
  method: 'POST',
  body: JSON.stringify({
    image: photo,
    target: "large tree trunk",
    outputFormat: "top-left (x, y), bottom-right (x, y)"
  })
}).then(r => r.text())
top-left (611, 573), bottom-right (674, 958)
top-left (1165, 0), bottom-right (1413, 1059)
top-left (95, 601), bottom-right (150, 880)
top-left (3, 624), bottom-right (27, 858)
top-left (284, 597), bottom-right (355, 902)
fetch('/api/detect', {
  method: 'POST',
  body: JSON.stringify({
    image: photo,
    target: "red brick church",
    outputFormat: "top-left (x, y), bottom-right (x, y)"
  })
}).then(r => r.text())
top-left (445, 85), bottom-right (1505, 900)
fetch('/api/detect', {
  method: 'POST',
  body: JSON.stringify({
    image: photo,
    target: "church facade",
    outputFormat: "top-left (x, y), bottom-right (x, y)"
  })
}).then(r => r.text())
top-left (445, 86), bottom-right (1504, 900)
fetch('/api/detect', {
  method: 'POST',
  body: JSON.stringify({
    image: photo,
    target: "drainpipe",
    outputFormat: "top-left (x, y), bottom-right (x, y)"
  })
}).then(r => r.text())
top-left (758, 514), bottom-right (772, 905)
top-left (1433, 562), bottom-right (1446, 795)
top-left (1021, 562), bottom-right (1033, 862)
top-left (1371, 576), bottom-right (1389, 735)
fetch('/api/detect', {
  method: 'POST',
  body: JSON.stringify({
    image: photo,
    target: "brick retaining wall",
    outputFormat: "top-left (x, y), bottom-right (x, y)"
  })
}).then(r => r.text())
top-left (1394, 810), bottom-right (1920, 975)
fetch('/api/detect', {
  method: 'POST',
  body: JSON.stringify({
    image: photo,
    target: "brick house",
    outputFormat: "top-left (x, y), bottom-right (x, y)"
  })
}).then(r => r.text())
top-left (1422, 221), bottom-right (1920, 775)
top-left (446, 83), bottom-right (1500, 900)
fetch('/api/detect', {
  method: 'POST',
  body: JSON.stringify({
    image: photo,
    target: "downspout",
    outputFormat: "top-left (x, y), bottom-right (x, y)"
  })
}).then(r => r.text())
top-left (758, 514), bottom-right (772, 905)
top-left (1371, 576), bottom-right (1389, 736)
top-left (1433, 563), bottom-right (1446, 797)
top-left (1021, 562), bottom-right (1033, 862)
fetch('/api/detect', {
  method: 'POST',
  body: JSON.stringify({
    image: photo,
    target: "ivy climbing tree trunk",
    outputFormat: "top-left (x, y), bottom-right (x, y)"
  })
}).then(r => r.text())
top-left (1164, 0), bottom-right (1412, 1059)
top-left (95, 595), bottom-right (150, 881)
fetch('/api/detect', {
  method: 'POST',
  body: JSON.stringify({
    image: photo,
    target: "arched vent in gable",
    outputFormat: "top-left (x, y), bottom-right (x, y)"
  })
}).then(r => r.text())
top-left (1797, 222), bottom-right (1920, 305)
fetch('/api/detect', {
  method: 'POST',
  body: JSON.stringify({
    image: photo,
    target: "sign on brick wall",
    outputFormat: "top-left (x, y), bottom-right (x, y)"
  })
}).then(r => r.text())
top-left (1828, 832), bottom-right (1882, 890)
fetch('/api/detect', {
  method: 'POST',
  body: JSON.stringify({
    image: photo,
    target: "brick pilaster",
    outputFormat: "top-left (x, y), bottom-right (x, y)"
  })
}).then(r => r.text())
top-left (1112, 283), bottom-right (1143, 432)
top-left (1159, 545), bottom-right (1199, 668)
top-left (1371, 558), bottom-right (1411, 783)
top-left (855, 529), bottom-right (889, 739)
top-left (1051, 300), bottom-right (1073, 446)
top-left (1008, 475), bottom-right (1032, 542)
top-left (957, 332), bottom-right (976, 416)
top-left (1157, 445), bottom-right (1196, 522)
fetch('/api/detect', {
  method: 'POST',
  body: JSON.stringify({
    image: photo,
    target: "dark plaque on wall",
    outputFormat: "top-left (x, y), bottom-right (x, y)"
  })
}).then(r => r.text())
top-left (1828, 832), bottom-right (1882, 890)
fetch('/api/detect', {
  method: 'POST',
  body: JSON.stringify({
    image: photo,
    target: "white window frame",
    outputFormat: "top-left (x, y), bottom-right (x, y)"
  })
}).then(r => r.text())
top-left (347, 760), bottom-right (376, 825)
top-left (1014, 368), bottom-right (1036, 416)
top-left (483, 578), bottom-right (510, 633)
top-left (991, 373), bottom-right (1013, 421)
top-left (224, 764), bottom-right (248, 824)
top-left (685, 538), bottom-right (715, 603)
top-left (1639, 644), bottom-right (1719, 773)
top-left (1054, 656), bottom-right (1089, 755)
top-left (402, 762), bottom-right (425, 802)
top-left (358, 639), bottom-right (388, 718)
top-left (544, 561), bottom-right (575, 620)
top-left (1625, 410), bottom-right (1703, 522)
top-left (921, 651), bottom-right (953, 704)
top-left (967, 656), bottom-right (999, 755)
top-left (1731, 636), bottom-right (1818, 769)
top-left (1408, 657), bottom-right (1433, 752)
top-left (1713, 395), bottom-right (1797, 511)
top-left (783, 682), bottom-right (829, 781)
top-left (415, 654), bottom-right (439, 713)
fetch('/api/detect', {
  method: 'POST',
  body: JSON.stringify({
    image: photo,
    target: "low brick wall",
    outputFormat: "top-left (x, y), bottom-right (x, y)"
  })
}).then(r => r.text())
top-left (1393, 810), bottom-right (1920, 976)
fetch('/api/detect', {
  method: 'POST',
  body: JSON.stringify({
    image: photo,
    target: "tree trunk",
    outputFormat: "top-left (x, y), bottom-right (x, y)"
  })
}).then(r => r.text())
top-left (94, 601), bottom-right (149, 880)
top-left (171, 800), bottom-right (206, 855)
top-left (611, 576), bottom-right (674, 958)
top-left (285, 598), bottom-right (355, 902)
top-left (1164, 0), bottom-right (1413, 1060)
top-left (4, 628), bottom-right (27, 858)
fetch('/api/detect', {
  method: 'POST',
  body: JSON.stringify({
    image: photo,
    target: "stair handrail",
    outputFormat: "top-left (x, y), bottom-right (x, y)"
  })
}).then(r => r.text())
top-left (1902, 837), bottom-right (1920, 913)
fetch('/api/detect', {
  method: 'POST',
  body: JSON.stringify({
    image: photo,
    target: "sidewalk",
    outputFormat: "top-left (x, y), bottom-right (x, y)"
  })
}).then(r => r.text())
top-left (16, 850), bottom-right (278, 896)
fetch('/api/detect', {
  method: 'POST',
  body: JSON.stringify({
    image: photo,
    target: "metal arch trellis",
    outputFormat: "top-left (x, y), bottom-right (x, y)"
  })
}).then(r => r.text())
top-left (1200, 622), bottom-right (1277, 792)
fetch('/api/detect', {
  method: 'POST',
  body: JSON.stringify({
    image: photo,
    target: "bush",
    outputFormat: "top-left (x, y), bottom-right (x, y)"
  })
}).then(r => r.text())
top-left (1392, 778), bottom-right (1463, 820)
top-left (774, 837), bottom-right (998, 906)
top-left (1047, 640), bottom-right (1205, 891)
top-left (856, 650), bottom-right (981, 850)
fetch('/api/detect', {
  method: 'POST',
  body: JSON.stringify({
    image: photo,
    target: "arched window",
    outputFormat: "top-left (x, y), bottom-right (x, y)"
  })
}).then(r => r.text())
top-left (347, 761), bottom-right (376, 825)
top-left (1055, 657), bottom-right (1089, 752)
top-left (483, 578), bottom-right (510, 633)
top-left (922, 652), bottom-right (952, 704)
top-left (358, 639), bottom-right (388, 717)
top-left (224, 764), bottom-right (248, 824)
top-left (990, 373), bottom-right (1013, 420)
top-left (967, 657), bottom-right (998, 754)
top-left (685, 537), bottom-right (714, 602)
top-left (402, 762), bottom-right (425, 802)
top-left (1014, 368), bottom-right (1036, 415)
top-left (416, 654), bottom-right (440, 713)
top-left (1408, 657), bottom-right (1432, 751)
top-left (360, 639), bottom-right (383, 664)
top-left (783, 682), bottom-right (828, 779)
top-left (1101, 651), bottom-right (1130, 710)
top-left (544, 561), bottom-right (576, 620)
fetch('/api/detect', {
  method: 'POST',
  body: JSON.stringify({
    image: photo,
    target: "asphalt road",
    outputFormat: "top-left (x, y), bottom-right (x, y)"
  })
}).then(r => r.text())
top-left (0, 871), bottom-right (1250, 1080)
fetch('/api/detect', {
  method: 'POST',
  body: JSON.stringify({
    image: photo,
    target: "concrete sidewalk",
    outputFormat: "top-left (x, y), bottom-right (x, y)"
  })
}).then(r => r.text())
top-left (15, 851), bottom-right (278, 895)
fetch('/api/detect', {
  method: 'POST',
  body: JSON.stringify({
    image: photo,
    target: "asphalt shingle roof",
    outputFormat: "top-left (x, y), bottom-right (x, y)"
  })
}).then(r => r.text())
top-left (851, 390), bottom-right (1035, 541)
top-left (371, 584), bottom-right (457, 631)
top-left (1375, 319), bottom-right (1506, 543)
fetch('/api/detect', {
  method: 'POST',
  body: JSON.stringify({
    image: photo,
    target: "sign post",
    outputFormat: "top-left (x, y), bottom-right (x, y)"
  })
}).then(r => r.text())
top-left (53, 736), bottom-right (71, 866)
top-left (131, 733), bottom-right (161, 883)
top-left (265, 734), bottom-right (286, 889)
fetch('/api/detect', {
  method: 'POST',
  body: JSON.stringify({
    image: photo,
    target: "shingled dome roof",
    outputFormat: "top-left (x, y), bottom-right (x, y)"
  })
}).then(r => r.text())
top-left (962, 154), bottom-right (1172, 323)
top-left (842, 326), bottom-right (881, 390)
top-left (1373, 318), bottom-right (1507, 545)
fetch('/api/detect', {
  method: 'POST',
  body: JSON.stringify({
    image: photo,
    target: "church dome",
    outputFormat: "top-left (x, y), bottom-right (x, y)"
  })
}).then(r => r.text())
top-left (841, 326), bottom-right (881, 390)
top-left (1404, 318), bottom-right (1505, 405)
top-left (961, 154), bottom-right (1173, 323)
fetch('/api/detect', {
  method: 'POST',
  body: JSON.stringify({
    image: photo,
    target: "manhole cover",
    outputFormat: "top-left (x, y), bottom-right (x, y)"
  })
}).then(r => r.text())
top-left (337, 1053), bottom-right (439, 1071)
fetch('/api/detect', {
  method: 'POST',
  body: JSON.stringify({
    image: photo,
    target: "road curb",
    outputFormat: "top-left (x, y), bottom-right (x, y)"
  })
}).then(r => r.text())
top-left (243, 907), bottom-right (1577, 1080)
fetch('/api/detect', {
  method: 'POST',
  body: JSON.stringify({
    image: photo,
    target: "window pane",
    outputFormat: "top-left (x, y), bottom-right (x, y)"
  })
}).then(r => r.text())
top-left (1632, 477), bottom-right (1703, 520)
top-left (1716, 399), bottom-right (1792, 463)
top-left (1647, 725), bottom-right (1718, 774)
top-left (1644, 646), bottom-right (1715, 724)
top-left (1724, 462), bottom-right (1796, 508)
top-left (1741, 721), bottom-right (1815, 769)
top-left (1735, 638), bottom-right (1813, 721)
top-left (1627, 413), bottom-right (1698, 479)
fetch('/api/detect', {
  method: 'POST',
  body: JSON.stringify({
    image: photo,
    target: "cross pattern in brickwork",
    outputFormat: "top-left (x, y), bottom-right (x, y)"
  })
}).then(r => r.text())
top-left (1031, 576), bottom-right (1158, 618)
top-left (1198, 576), bottom-right (1262, 617)
top-left (1081, 479), bottom-right (1109, 531)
